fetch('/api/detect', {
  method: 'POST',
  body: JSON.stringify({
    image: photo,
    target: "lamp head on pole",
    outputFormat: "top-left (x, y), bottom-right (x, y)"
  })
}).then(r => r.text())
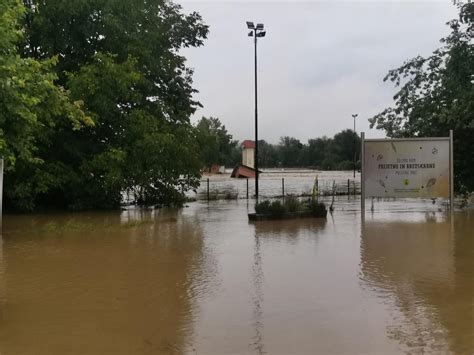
top-left (246, 21), bottom-right (266, 38)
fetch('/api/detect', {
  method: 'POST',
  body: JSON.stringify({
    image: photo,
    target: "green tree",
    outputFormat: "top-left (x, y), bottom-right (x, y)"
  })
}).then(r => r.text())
top-left (279, 136), bottom-right (304, 167)
top-left (369, 2), bottom-right (474, 192)
top-left (195, 117), bottom-right (237, 168)
top-left (328, 129), bottom-right (360, 170)
top-left (13, 0), bottom-right (209, 209)
top-left (307, 137), bottom-right (331, 168)
top-left (258, 140), bottom-right (279, 168)
top-left (0, 0), bottom-right (90, 211)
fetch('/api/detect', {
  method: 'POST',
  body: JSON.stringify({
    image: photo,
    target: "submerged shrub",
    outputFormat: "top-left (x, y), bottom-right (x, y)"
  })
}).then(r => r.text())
top-left (255, 200), bottom-right (286, 216)
top-left (285, 195), bottom-right (301, 212)
top-left (268, 200), bottom-right (286, 217)
top-left (309, 201), bottom-right (327, 216)
top-left (255, 200), bottom-right (271, 214)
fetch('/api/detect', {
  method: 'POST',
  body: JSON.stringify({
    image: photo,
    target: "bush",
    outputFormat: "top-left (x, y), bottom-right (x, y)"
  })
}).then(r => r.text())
top-left (335, 160), bottom-right (353, 171)
top-left (309, 201), bottom-right (327, 216)
top-left (255, 200), bottom-right (271, 214)
top-left (255, 200), bottom-right (286, 217)
top-left (268, 200), bottom-right (286, 217)
top-left (285, 195), bottom-right (301, 212)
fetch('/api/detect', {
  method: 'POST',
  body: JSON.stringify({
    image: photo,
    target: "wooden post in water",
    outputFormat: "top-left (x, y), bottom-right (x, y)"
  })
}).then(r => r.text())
top-left (361, 132), bottom-right (365, 215)
top-left (0, 159), bottom-right (3, 233)
top-left (207, 178), bottom-right (210, 201)
top-left (347, 179), bottom-right (350, 197)
top-left (449, 129), bottom-right (454, 213)
top-left (282, 178), bottom-right (285, 200)
top-left (246, 178), bottom-right (249, 199)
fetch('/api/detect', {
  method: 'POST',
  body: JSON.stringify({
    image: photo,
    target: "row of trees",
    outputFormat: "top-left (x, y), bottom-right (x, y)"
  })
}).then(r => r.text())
top-left (1, 0), bottom-right (208, 211)
top-left (1, 0), bottom-right (472, 211)
top-left (369, 1), bottom-right (473, 193)
top-left (258, 131), bottom-right (360, 170)
top-left (194, 116), bottom-right (361, 170)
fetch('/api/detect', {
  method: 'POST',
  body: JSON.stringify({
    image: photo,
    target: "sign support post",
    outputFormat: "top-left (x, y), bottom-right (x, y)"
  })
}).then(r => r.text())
top-left (361, 132), bottom-right (365, 215)
top-left (449, 130), bottom-right (454, 212)
top-left (0, 158), bottom-right (3, 233)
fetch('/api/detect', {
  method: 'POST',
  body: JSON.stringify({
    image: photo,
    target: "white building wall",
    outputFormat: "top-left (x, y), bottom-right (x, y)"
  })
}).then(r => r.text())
top-left (242, 148), bottom-right (255, 168)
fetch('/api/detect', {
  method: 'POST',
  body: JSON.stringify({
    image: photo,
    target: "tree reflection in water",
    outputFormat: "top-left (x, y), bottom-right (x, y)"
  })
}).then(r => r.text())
top-left (360, 211), bottom-right (474, 354)
top-left (250, 217), bottom-right (328, 354)
top-left (0, 207), bottom-right (213, 354)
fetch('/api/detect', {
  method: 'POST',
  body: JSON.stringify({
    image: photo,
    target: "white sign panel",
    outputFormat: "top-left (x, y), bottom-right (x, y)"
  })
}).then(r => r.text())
top-left (364, 139), bottom-right (450, 198)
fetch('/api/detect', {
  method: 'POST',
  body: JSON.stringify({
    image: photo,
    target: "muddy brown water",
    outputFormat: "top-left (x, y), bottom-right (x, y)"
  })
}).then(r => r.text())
top-left (0, 198), bottom-right (472, 354)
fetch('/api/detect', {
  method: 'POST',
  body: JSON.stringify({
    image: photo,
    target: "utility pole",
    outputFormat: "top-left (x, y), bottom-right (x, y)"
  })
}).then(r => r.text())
top-left (352, 113), bottom-right (358, 178)
top-left (247, 22), bottom-right (266, 201)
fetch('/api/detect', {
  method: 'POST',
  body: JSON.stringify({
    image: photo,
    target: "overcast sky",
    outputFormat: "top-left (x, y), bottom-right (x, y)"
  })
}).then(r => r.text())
top-left (179, 0), bottom-right (458, 143)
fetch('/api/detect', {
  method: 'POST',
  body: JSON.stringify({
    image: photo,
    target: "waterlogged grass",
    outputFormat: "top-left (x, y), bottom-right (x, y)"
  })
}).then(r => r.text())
top-left (39, 220), bottom-right (96, 234)
top-left (255, 196), bottom-right (327, 217)
top-left (120, 219), bottom-right (155, 228)
top-left (38, 218), bottom-right (158, 234)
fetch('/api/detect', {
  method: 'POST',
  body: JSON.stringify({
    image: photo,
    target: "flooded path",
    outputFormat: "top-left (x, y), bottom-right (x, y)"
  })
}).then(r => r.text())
top-left (0, 199), bottom-right (472, 354)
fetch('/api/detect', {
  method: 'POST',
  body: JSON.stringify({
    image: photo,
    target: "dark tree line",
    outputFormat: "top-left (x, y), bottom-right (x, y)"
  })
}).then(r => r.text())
top-left (370, 1), bottom-right (474, 193)
top-left (194, 119), bottom-right (362, 170)
top-left (1, 0), bottom-right (208, 211)
top-left (258, 131), bottom-right (361, 170)
top-left (1, 0), bottom-right (471, 212)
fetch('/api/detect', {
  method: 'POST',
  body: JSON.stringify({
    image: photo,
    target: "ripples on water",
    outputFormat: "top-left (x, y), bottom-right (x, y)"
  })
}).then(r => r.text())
top-left (0, 197), bottom-right (472, 354)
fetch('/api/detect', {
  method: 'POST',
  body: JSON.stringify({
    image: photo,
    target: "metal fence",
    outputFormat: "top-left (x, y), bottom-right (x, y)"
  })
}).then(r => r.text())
top-left (192, 177), bottom-right (361, 201)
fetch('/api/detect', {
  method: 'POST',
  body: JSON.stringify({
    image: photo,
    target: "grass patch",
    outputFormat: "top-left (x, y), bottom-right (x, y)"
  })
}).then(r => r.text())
top-left (121, 219), bottom-right (154, 228)
top-left (255, 196), bottom-right (327, 217)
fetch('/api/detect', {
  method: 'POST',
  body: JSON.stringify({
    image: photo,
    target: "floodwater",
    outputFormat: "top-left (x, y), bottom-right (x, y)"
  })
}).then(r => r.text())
top-left (194, 170), bottom-right (361, 199)
top-left (0, 198), bottom-right (472, 354)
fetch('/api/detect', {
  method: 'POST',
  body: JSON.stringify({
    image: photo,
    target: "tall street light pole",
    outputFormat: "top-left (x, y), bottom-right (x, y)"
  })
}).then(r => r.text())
top-left (247, 21), bottom-right (266, 201)
top-left (352, 113), bottom-right (358, 178)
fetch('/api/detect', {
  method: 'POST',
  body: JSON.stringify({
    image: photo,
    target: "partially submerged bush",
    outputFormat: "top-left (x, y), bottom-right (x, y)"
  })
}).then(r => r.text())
top-left (309, 200), bottom-right (327, 216)
top-left (254, 197), bottom-right (327, 218)
top-left (285, 195), bottom-right (301, 212)
top-left (255, 200), bottom-right (286, 217)
top-left (267, 200), bottom-right (286, 217)
top-left (255, 196), bottom-right (327, 217)
top-left (255, 200), bottom-right (271, 214)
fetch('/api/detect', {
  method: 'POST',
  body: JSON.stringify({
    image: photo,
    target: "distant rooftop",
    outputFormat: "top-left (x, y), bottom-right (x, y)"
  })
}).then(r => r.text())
top-left (241, 140), bottom-right (255, 149)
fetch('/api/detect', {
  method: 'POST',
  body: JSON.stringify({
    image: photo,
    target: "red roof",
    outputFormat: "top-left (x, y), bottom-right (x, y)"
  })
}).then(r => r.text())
top-left (241, 140), bottom-right (255, 149)
top-left (231, 164), bottom-right (256, 178)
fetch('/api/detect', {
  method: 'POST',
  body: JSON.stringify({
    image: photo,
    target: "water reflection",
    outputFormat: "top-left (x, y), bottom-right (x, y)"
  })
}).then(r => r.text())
top-left (360, 211), bottom-right (474, 354)
top-left (251, 234), bottom-right (265, 354)
top-left (253, 218), bottom-right (327, 240)
top-left (0, 208), bottom-right (212, 354)
top-left (250, 217), bottom-right (328, 354)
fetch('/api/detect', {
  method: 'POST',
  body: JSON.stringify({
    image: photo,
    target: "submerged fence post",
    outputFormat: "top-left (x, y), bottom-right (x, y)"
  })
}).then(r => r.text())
top-left (347, 179), bottom-right (350, 197)
top-left (361, 132), bottom-right (365, 215)
top-left (246, 178), bottom-right (249, 199)
top-left (449, 129), bottom-right (454, 213)
top-left (0, 158), bottom-right (3, 233)
top-left (282, 178), bottom-right (285, 200)
top-left (207, 178), bottom-right (210, 201)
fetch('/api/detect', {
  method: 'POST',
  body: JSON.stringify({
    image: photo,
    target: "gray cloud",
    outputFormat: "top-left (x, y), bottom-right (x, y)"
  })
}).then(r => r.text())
top-left (179, 1), bottom-right (457, 143)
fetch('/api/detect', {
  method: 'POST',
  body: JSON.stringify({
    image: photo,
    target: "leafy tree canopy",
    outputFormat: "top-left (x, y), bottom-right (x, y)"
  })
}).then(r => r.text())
top-left (195, 117), bottom-right (238, 168)
top-left (0, 0), bottom-right (91, 211)
top-left (369, 1), bottom-right (474, 192)
top-left (2, 0), bottom-right (209, 211)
